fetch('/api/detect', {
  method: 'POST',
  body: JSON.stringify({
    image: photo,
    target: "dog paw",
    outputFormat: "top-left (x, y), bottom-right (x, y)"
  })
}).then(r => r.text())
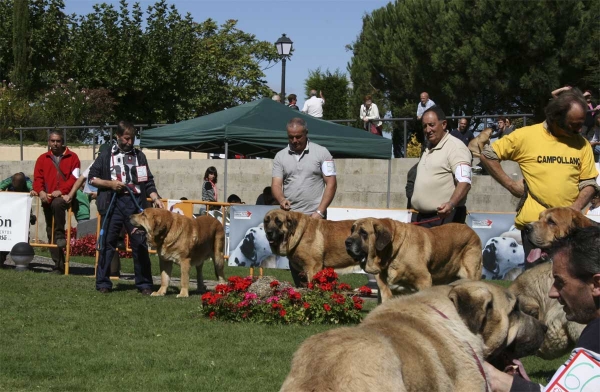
top-left (150, 291), bottom-right (165, 297)
top-left (176, 292), bottom-right (189, 298)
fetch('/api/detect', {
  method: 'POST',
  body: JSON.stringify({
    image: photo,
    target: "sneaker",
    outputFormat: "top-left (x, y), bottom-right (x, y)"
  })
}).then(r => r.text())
top-left (98, 288), bottom-right (111, 294)
top-left (56, 238), bottom-right (67, 248)
top-left (140, 288), bottom-right (153, 296)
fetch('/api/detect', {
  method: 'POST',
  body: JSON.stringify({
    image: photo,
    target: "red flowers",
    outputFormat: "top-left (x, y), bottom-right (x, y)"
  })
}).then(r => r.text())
top-left (358, 285), bottom-right (373, 297)
top-left (200, 272), bottom-right (364, 325)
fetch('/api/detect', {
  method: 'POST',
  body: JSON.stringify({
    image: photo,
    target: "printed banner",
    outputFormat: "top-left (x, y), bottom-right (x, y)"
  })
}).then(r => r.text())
top-left (228, 207), bottom-right (411, 270)
top-left (0, 192), bottom-right (32, 252)
top-left (467, 213), bottom-right (523, 280)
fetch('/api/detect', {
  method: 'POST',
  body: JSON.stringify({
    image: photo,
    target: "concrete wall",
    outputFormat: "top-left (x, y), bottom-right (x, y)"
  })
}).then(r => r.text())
top-left (0, 158), bottom-right (522, 242)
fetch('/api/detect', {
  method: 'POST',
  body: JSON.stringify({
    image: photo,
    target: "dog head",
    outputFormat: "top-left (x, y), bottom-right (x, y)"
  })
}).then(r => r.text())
top-left (448, 280), bottom-right (546, 365)
top-left (468, 127), bottom-right (493, 158)
top-left (232, 225), bottom-right (272, 267)
top-left (345, 218), bottom-right (393, 274)
top-left (263, 210), bottom-right (299, 256)
top-left (129, 208), bottom-right (173, 246)
top-left (524, 207), bottom-right (597, 251)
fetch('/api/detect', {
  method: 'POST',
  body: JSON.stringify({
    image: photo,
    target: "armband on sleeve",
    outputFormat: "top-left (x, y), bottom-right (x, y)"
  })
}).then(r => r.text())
top-left (321, 160), bottom-right (337, 176)
top-left (455, 164), bottom-right (472, 184)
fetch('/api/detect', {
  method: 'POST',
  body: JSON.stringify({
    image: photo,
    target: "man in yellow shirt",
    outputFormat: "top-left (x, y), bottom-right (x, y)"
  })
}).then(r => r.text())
top-left (480, 88), bottom-right (599, 269)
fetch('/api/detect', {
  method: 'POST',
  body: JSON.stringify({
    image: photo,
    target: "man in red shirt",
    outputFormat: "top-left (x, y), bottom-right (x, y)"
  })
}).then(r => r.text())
top-left (32, 131), bottom-right (80, 273)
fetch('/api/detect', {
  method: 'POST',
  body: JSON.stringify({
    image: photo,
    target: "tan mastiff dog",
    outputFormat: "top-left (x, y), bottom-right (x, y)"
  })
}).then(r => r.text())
top-left (468, 127), bottom-right (493, 158)
top-left (130, 208), bottom-right (225, 297)
top-left (263, 210), bottom-right (358, 283)
top-left (523, 206), bottom-right (598, 262)
top-left (509, 262), bottom-right (584, 359)
top-left (281, 280), bottom-right (546, 392)
top-left (345, 218), bottom-right (482, 301)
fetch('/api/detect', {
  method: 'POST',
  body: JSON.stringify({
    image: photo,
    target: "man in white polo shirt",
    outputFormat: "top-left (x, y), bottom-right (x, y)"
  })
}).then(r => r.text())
top-left (272, 117), bottom-right (337, 285)
top-left (411, 106), bottom-right (473, 227)
top-left (302, 89), bottom-right (325, 118)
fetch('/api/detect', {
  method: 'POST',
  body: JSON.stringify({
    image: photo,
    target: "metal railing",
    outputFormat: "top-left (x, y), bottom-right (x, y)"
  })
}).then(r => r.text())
top-left (13, 124), bottom-right (171, 161)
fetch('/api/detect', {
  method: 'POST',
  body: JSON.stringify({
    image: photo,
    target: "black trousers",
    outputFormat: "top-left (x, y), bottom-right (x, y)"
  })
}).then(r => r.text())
top-left (43, 197), bottom-right (68, 269)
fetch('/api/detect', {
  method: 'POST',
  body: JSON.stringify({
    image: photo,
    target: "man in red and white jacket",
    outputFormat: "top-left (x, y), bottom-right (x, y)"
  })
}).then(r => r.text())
top-left (32, 130), bottom-right (80, 273)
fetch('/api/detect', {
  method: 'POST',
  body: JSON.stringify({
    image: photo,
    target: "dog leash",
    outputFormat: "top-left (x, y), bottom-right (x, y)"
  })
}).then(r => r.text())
top-left (426, 304), bottom-right (490, 392)
top-left (96, 191), bottom-right (145, 251)
top-left (411, 216), bottom-right (442, 225)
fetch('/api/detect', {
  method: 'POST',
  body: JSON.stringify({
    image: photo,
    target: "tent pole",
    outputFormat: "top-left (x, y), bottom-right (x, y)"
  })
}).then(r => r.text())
top-left (224, 141), bottom-right (228, 202)
top-left (386, 159), bottom-right (392, 208)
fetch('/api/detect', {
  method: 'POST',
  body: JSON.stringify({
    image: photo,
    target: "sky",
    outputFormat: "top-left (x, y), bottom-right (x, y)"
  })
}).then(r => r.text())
top-left (63, 0), bottom-right (390, 111)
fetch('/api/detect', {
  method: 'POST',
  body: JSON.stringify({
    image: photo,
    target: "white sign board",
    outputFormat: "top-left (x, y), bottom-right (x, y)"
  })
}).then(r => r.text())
top-left (545, 350), bottom-right (600, 392)
top-left (327, 208), bottom-right (411, 222)
top-left (0, 192), bottom-right (32, 252)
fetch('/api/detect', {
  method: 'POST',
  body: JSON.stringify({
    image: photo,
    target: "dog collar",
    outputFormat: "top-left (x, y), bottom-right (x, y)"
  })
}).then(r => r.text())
top-left (426, 304), bottom-right (490, 392)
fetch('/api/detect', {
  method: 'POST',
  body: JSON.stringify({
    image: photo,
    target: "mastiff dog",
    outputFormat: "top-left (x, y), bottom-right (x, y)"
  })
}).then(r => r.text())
top-left (130, 208), bottom-right (225, 297)
top-left (523, 206), bottom-right (598, 263)
top-left (345, 218), bottom-right (482, 301)
top-left (281, 280), bottom-right (546, 392)
top-left (263, 210), bottom-right (358, 283)
top-left (509, 262), bottom-right (584, 359)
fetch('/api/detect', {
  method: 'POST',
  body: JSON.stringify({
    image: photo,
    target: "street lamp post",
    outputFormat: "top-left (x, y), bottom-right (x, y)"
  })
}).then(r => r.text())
top-left (275, 34), bottom-right (293, 104)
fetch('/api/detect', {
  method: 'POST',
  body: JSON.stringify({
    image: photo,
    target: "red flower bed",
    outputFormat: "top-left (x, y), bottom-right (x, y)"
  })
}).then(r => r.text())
top-left (200, 268), bottom-right (365, 325)
top-left (68, 228), bottom-right (132, 258)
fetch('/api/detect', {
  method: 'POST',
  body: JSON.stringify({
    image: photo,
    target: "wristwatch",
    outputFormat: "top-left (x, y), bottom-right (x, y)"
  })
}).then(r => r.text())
top-left (316, 210), bottom-right (325, 218)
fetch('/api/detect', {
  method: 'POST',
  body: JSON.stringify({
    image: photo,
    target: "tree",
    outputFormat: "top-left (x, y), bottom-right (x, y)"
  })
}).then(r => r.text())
top-left (348, 0), bottom-right (600, 122)
top-left (304, 68), bottom-right (350, 121)
top-left (11, 0), bottom-right (29, 94)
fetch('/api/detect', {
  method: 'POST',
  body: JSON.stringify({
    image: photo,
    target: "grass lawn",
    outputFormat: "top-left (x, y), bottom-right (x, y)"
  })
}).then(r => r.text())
top-left (0, 253), bottom-right (567, 391)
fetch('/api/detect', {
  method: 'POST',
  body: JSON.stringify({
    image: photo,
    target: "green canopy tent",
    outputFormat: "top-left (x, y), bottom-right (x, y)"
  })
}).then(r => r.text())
top-left (140, 98), bottom-right (393, 203)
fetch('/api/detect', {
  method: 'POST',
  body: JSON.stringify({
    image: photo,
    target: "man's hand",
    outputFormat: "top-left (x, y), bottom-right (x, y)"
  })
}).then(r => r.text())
top-left (280, 199), bottom-right (291, 211)
top-left (310, 212), bottom-right (324, 220)
top-left (111, 180), bottom-right (127, 192)
top-left (51, 190), bottom-right (62, 198)
top-left (437, 202), bottom-right (454, 218)
top-left (39, 191), bottom-right (49, 204)
top-left (152, 198), bottom-right (164, 209)
top-left (483, 362), bottom-right (515, 392)
top-left (62, 194), bottom-right (72, 203)
top-left (30, 190), bottom-right (38, 197)
top-left (508, 179), bottom-right (525, 198)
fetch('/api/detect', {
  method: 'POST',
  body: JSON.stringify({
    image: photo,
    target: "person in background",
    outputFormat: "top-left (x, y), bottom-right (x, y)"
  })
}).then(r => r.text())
top-left (0, 172), bottom-right (33, 192)
top-left (504, 117), bottom-right (515, 136)
top-left (302, 90), bottom-right (325, 118)
top-left (202, 166), bottom-right (219, 211)
top-left (0, 173), bottom-right (36, 268)
top-left (31, 130), bottom-right (81, 274)
top-left (255, 186), bottom-right (276, 205)
top-left (491, 116), bottom-right (509, 139)
top-left (583, 90), bottom-right (600, 135)
top-left (450, 117), bottom-right (474, 146)
top-left (227, 194), bottom-right (243, 204)
top-left (272, 94), bottom-right (281, 103)
top-left (416, 92), bottom-right (435, 121)
top-left (287, 94), bottom-right (299, 111)
top-left (359, 95), bottom-right (383, 136)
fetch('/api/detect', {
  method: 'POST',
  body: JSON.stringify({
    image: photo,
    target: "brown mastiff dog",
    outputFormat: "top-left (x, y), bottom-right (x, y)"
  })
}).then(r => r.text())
top-left (468, 127), bottom-right (493, 158)
top-left (523, 206), bottom-right (598, 262)
top-left (281, 280), bottom-right (546, 392)
top-left (130, 208), bottom-right (225, 297)
top-left (263, 210), bottom-right (358, 283)
top-left (345, 218), bottom-right (482, 301)
top-left (509, 207), bottom-right (597, 358)
top-left (509, 262), bottom-right (584, 359)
